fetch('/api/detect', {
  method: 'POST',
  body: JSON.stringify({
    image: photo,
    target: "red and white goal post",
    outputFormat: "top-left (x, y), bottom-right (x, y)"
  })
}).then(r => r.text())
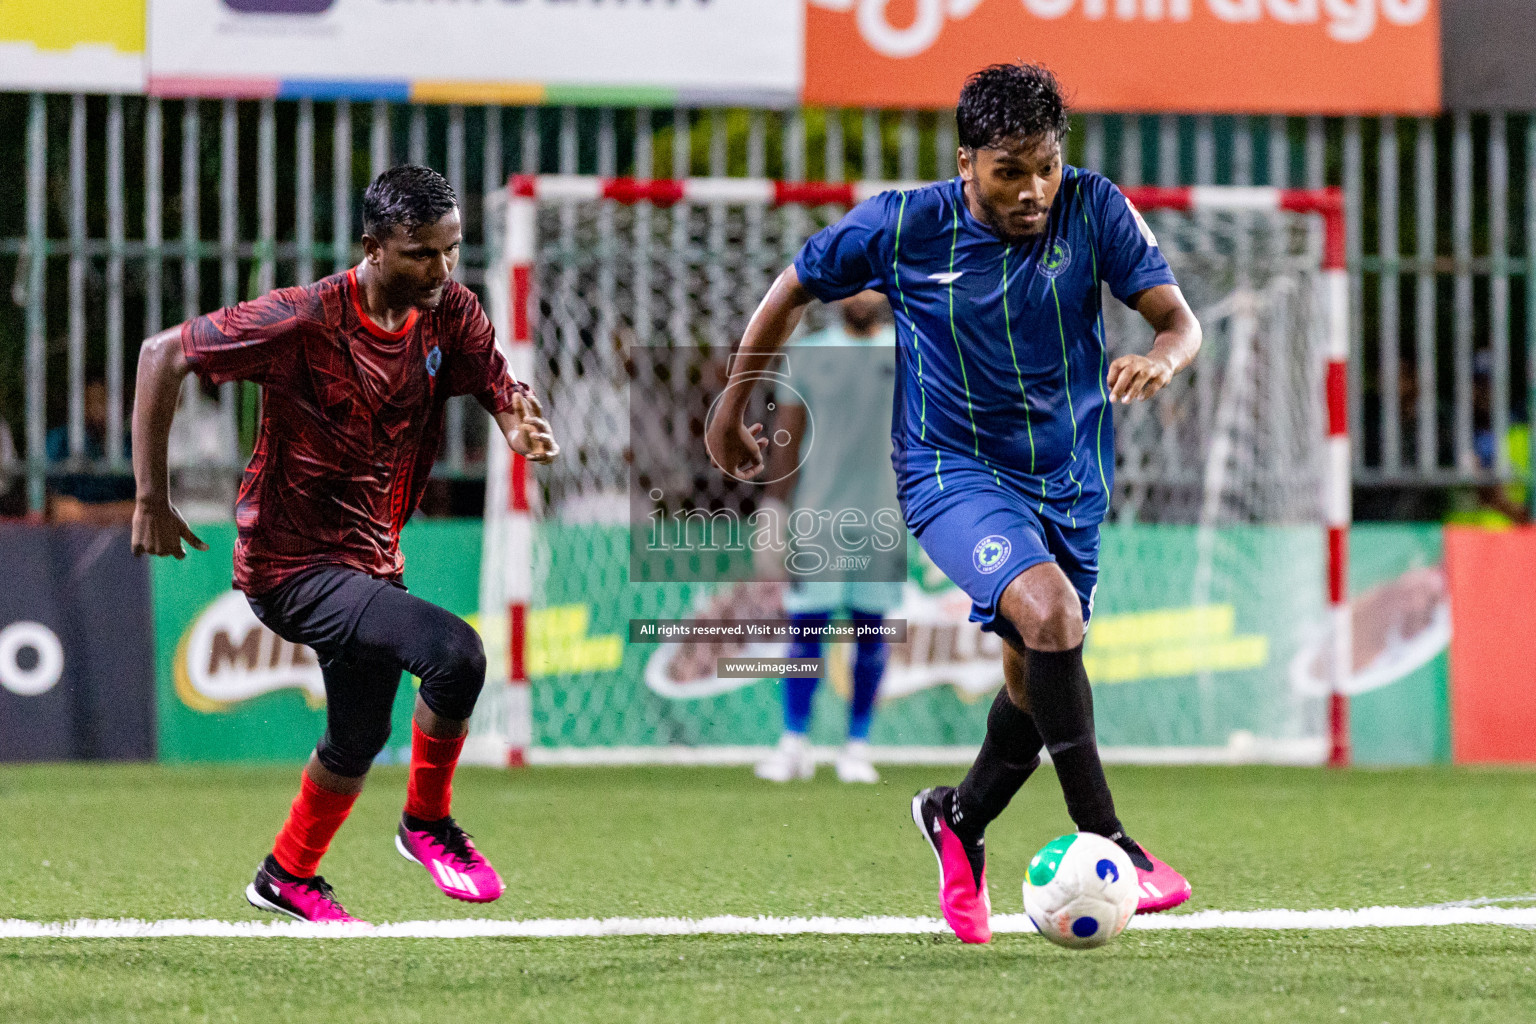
top-left (471, 175), bottom-right (1351, 769)
top-left (1123, 185), bottom-right (1351, 769)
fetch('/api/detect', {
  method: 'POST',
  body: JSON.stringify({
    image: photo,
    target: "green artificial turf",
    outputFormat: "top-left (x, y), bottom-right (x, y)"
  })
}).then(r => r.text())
top-left (3, 763), bottom-right (1536, 1022)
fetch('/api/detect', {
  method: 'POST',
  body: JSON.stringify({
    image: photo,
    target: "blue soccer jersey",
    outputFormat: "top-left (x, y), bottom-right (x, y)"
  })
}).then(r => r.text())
top-left (793, 168), bottom-right (1176, 532)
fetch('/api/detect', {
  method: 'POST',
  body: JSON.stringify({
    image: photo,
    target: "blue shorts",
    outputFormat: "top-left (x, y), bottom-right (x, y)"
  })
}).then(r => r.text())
top-left (911, 479), bottom-right (1100, 649)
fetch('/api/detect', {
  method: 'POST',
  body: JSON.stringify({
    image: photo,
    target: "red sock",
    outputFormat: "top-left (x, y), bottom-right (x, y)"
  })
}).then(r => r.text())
top-left (405, 722), bottom-right (465, 822)
top-left (271, 771), bottom-right (359, 879)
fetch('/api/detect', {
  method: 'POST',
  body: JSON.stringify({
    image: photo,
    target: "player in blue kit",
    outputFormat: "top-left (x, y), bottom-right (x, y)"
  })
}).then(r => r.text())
top-left (706, 63), bottom-right (1201, 943)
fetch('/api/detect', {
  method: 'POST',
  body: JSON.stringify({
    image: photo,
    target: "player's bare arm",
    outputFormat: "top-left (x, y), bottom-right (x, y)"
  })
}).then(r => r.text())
top-left (1106, 283), bottom-right (1201, 405)
top-left (129, 326), bottom-right (208, 559)
top-left (704, 264), bottom-right (815, 480)
top-left (494, 388), bottom-right (560, 464)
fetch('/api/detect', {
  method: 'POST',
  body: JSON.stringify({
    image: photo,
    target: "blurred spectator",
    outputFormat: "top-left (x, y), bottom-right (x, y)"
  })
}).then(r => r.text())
top-left (46, 379), bottom-right (135, 524)
top-left (0, 415), bottom-right (24, 517)
top-left (1446, 351), bottom-right (1530, 527)
top-left (167, 379), bottom-right (239, 522)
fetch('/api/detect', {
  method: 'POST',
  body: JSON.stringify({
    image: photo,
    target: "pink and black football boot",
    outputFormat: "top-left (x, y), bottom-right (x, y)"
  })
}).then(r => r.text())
top-left (245, 855), bottom-right (365, 924)
top-left (1110, 832), bottom-right (1192, 913)
top-left (395, 814), bottom-right (505, 903)
top-left (912, 787), bottom-right (991, 944)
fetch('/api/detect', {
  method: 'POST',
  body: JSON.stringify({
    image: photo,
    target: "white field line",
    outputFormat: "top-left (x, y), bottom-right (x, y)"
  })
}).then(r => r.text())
top-left (3, 905), bottom-right (1536, 939)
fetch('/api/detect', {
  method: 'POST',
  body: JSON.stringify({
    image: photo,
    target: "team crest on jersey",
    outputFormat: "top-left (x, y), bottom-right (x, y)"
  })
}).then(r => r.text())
top-left (425, 345), bottom-right (442, 377)
top-left (972, 535), bottom-right (1012, 575)
top-left (1038, 239), bottom-right (1072, 279)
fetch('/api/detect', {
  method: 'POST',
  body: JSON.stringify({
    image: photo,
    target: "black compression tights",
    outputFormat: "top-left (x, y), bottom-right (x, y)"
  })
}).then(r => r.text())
top-left (314, 585), bottom-right (487, 778)
top-left (952, 643), bottom-right (1121, 840)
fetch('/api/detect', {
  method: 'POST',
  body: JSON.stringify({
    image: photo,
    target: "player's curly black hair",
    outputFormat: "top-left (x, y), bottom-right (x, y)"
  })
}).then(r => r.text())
top-left (955, 62), bottom-right (1070, 152)
top-left (362, 164), bottom-right (459, 238)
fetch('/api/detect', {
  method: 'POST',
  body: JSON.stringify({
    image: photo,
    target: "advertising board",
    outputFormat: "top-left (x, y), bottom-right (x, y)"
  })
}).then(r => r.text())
top-left (805, 0), bottom-right (1440, 113)
top-left (147, 0), bottom-right (802, 105)
top-left (0, 0), bottom-right (146, 92)
top-left (153, 519), bottom-right (482, 763)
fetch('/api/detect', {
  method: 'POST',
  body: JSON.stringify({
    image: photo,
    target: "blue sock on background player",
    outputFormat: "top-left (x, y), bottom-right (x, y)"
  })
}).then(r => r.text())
top-left (848, 609), bottom-right (887, 741)
top-left (782, 612), bottom-right (829, 735)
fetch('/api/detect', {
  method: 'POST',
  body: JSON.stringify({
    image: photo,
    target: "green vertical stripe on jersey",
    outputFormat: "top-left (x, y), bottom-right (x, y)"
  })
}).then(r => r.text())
top-left (1081, 201), bottom-right (1111, 495)
top-left (891, 192), bottom-right (927, 440)
top-left (892, 190), bottom-right (949, 488)
top-left (1050, 276), bottom-right (1085, 526)
top-left (891, 192), bottom-right (944, 490)
top-left (1001, 245), bottom-right (1048, 512)
top-left (947, 205), bottom-right (983, 459)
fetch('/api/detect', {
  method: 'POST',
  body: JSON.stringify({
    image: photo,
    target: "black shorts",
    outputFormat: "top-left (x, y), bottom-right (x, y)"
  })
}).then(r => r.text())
top-left (247, 565), bottom-right (487, 777)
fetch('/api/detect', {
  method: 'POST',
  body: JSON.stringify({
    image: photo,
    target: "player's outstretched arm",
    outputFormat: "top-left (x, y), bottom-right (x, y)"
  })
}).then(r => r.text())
top-left (130, 327), bottom-right (208, 559)
top-left (1107, 284), bottom-right (1202, 404)
top-left (494, 388), bottom-right (560, 464)
top-left (704, 265), bottom-right (816, 480)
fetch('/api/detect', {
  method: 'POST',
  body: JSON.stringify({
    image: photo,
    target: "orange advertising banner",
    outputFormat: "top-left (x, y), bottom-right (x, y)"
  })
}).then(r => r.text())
top-left (805, 0), bottom-right (1441, 114)
top-left (1444, 527), bottom-right (1536, 764)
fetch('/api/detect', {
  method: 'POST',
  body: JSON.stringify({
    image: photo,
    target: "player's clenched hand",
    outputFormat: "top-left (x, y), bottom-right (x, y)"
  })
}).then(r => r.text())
top-left (131, 496), bottom-right (209, 559)
top-left (509, 390), bottom-right (560, 463)
top-left (706, 417), bottom-right (769, 481)
top-left (1107, 353), bottom-right (1175, 404)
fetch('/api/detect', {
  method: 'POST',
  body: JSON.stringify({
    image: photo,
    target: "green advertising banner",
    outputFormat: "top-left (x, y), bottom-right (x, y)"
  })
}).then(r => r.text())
top-left (530, 521), bottom-right (1451, 763)
top-left (153, 520), bottom-right (482, 763)
top-left (152, 519), bottom-right (1448, 765)
top-left (532, 522), bottom-right (1323, 756)
top-left (1347, 524), bottom-right (1450, 766)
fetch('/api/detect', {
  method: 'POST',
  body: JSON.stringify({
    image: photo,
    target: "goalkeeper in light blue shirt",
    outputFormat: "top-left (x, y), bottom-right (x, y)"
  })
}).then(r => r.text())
top-left (752, 290), bottom-right (903, 785)
top-left (707, 62), bottom-right (1202, 942)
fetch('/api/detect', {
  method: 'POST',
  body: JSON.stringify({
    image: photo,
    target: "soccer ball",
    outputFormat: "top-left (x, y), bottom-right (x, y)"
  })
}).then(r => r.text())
top-left (1023, 832), bottom-right (1139, 949)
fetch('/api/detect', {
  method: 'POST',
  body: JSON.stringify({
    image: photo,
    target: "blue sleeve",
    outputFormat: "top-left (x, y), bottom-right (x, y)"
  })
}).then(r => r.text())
top-left (1088, 175), bottom-right (1177, 308)
top-left (793, 192), bottom-right (896, 303)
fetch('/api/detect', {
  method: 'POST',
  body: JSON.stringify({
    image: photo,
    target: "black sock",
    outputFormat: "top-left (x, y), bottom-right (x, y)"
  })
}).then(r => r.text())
top-left (403, 812), bottom-right (452, 832)
top-left (1023, 643), bottom-right (1123, 838)
top-left (950, 687), bottom-right (1043, 842)
top-left (263, 853), bottom-right (303, 882)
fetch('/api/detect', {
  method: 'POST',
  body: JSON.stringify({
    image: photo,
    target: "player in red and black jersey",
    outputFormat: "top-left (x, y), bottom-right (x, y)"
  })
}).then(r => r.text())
top-left (131, 166), bottom-right (558, 924)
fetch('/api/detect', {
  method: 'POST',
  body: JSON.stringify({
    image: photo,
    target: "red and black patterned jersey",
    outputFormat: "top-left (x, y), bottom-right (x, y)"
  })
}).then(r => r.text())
top-left (182, 269), bottom-right (522, 595)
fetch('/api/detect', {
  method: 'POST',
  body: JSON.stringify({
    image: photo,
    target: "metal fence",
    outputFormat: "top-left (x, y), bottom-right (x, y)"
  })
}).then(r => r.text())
top-left (2, 95), bottom-right (1533, 514)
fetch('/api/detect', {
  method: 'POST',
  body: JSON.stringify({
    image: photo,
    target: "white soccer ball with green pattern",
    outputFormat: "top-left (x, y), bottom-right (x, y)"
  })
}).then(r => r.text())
top-left (1023, 832), bottom-right (1139, 949)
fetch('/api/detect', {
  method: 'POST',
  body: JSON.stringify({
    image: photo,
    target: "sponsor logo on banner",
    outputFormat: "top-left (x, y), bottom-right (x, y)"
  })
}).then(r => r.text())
top-left (149, 0), bottom-right (800, 103)
top-left (0, 621), bottom-right (65, 697)
top-left (0, 0), bottom-right (147, 92)
top-left (804, 0), bottom-right (1440, 113)
top-left (174, 590), bottom-right (325, 712)
top-left (223, 0), bottom-right (335, 12)
top-left (1289, 565), bottom-right (1449, 699)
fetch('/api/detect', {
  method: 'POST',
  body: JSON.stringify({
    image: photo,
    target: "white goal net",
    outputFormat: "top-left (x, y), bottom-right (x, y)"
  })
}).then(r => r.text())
top-left (471, 178), bottom-right (1340, 766)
